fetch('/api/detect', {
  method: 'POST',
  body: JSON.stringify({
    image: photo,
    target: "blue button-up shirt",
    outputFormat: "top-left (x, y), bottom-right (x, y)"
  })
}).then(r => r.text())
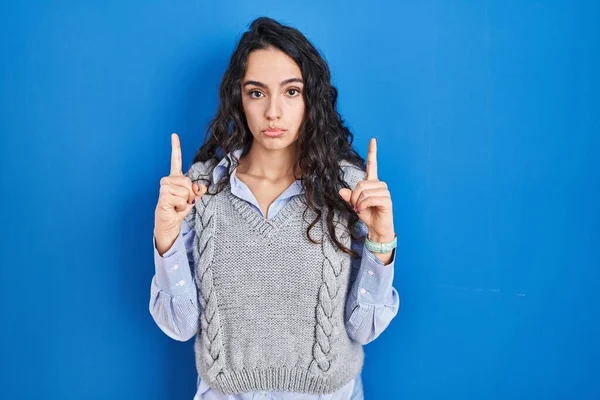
top-left (150, 149), bottom-right (399, 399)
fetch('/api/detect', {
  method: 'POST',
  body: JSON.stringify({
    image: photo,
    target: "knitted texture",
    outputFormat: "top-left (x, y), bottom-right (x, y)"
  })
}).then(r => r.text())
top-left (183, 159), bottom-right (367, 395)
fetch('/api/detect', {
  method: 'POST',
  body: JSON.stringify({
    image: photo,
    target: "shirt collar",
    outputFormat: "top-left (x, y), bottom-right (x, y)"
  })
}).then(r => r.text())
top-left (212, 147), bottom-right (244, 183)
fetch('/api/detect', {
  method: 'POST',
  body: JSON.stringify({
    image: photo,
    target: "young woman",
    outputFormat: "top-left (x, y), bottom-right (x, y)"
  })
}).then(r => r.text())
top-left (150, 16), bottom-right (399, 400)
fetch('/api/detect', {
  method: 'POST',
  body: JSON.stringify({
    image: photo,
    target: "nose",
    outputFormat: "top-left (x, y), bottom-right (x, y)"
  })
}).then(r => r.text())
top-left (264, 94), bottom-right (282, 120)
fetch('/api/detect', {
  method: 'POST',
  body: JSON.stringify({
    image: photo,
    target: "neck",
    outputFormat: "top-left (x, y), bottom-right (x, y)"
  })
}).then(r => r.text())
top-left (239, 141), bottom-right (301, 182)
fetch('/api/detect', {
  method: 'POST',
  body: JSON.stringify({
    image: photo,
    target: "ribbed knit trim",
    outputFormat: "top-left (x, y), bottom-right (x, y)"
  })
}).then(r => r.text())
top-left (225, 185), bottom-right (306, 237)
top-left (212, 367), bottom-right (341, 394)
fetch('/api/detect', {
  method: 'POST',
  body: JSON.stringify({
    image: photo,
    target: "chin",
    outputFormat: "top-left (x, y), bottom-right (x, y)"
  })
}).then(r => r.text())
top-left (261, 139), bottom-right (290, 149)
top-left (256, 132), bottom-right (294, 144)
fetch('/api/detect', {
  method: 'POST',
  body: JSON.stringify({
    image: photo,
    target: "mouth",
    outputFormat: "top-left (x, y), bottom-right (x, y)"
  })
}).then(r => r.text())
top-left (263, 128), bottom-right (286, 137)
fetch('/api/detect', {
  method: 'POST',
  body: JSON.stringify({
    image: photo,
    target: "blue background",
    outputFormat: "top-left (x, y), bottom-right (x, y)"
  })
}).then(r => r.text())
top-left (1, 1), bottom-right (598, 399)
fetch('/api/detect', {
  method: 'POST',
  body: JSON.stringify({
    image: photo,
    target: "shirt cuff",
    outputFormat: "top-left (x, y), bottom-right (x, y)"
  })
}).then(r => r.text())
top-left (153, 232), bottom-right (194, 295)
top-left (351, 244), bottom-right (396, 304)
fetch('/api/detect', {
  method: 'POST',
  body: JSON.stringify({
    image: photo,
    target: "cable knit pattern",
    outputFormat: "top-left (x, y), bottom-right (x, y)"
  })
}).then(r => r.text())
top-left (184, 161), bottom-right (225, 380)
top-left (310, 160), bottom-right (367, 376)
top-left (309, 213), bottom-right (341, 374)
top-left (182, 158), bottom-right (367, 395)
top-left (194, 200), bottom-right (223, 377)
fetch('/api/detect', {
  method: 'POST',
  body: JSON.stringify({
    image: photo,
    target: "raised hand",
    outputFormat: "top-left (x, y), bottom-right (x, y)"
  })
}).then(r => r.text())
top-left (154, 133), bottom-right (207, 255)
top-left (338, 138), bottom-right (395, 243)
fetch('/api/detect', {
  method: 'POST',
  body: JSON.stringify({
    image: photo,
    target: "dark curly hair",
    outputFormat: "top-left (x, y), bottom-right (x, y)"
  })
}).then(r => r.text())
top-left (190, 16), bottom-right (366, 257)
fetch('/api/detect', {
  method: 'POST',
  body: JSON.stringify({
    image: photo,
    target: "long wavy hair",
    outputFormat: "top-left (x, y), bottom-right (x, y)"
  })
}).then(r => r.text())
top-left (191, 16), bottom-right (366, 257)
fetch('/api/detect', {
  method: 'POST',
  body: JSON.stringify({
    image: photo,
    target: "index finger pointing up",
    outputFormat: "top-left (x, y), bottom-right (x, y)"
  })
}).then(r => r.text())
top-left (365, 138), bottom-right (378, 180)
top-left (170, 133), bottom-right (183, 176)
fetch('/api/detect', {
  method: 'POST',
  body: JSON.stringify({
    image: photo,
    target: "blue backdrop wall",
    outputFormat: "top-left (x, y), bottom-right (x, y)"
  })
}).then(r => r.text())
top-left (1, 1), bottom-right (598, 399)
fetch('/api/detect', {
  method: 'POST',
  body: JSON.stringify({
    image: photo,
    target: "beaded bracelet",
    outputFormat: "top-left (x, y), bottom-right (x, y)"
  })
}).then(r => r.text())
top-left (365, 234), bottom-right (397, 254)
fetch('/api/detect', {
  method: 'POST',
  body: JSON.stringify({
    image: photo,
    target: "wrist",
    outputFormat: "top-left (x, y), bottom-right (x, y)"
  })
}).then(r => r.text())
top-left (154, 228), bottom-right (181, 256)
top-left (367, 232), bottom-right (396, 243)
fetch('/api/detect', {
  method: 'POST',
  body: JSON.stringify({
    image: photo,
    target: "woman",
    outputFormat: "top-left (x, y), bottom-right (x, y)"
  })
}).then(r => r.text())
top-left (150, 16), bottom-right (399, 400)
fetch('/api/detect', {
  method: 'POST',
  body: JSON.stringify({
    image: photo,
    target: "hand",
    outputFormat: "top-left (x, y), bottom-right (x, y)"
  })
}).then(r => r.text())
top-left (339, 138), bottom-right (395, 243)
top-left (154, 133), bottom-right (207, 240)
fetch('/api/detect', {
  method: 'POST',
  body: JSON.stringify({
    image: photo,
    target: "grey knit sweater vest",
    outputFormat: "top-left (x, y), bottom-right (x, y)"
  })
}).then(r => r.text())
top-left (183, 158), bottom-right (367, 395)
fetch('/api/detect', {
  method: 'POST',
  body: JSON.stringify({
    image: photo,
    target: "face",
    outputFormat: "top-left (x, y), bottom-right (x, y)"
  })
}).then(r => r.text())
top-left (240, 47), bottom-right (305, 151)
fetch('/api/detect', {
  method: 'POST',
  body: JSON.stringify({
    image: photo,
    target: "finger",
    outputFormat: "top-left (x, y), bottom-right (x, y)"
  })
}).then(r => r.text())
top-left (350, 180), bottom-right (384, 209)
top-left (170, 133), bottom-right (183, 176)
top-left (163, 184), bottom-right (189, 201)
top-left (189, 181), bottom-right (208, 204)
top-left (162, 193), bottom-right (188, 212)
top-left (355, 188), bottom-right (390, 210)
top-left (338, 188), bottom-right (353, 204)
top-left (350, 183), bottom-right (363, 209)
top-left (191, 182), bottom-right (207, 203)
top-left (365, 138), bottom-right (378, 181)
top-left (169, 176), bottom-right (196, 203)
top-left (356, 195), bottom-right (391, 213)
top-left (353, 180), bottom-right (388, 190)
top-left (191, 181), bottom-right (206, 194)
top-left (195, 183), bottom-right (207, 197)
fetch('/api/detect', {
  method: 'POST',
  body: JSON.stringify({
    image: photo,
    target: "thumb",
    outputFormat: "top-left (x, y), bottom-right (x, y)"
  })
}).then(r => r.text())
top-left (339, 188), bottom-right (352, 204)
top-left (194, 183), bottom-right (206, 197)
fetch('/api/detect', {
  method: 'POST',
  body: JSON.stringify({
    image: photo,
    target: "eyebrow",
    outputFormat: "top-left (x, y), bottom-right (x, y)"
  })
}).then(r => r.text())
top-left (242, 78), bottom-right (304, 89)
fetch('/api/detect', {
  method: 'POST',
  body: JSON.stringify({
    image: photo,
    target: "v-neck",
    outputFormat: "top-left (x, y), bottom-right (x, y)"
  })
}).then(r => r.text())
top-left (230, 167), bottom-right (303, 219)
top-left (225, 184), bottom-right (306, 237)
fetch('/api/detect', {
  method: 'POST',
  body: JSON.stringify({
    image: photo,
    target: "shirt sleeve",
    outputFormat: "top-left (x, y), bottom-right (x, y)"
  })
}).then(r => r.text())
top-left (344, 220), bottom-right (400, 345)
top-left (149, 220), bottom-right (201, 342)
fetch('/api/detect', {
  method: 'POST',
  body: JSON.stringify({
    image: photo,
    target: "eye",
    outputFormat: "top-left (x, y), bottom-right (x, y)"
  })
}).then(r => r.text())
top-left (287, 88), bottom-right (301, 96)
top-left (249, 90), bottom-right (264, 99)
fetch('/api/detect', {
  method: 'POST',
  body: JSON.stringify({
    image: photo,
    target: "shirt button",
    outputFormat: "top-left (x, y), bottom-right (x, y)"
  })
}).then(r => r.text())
top-left (367, 270), bottom-right (374, 275)
top-left (359, 288), bottom-right (367, 295)
top-left (175, 280), bottom-right (185, 287)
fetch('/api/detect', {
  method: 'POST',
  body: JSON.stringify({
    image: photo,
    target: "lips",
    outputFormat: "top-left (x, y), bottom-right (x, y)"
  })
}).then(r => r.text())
top-left (263, 128), bottom-right (286, 137)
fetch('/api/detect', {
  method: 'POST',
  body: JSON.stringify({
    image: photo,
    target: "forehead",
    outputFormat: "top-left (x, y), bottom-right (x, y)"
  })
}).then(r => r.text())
top-left (243, 48), bottom-right (302, 83)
